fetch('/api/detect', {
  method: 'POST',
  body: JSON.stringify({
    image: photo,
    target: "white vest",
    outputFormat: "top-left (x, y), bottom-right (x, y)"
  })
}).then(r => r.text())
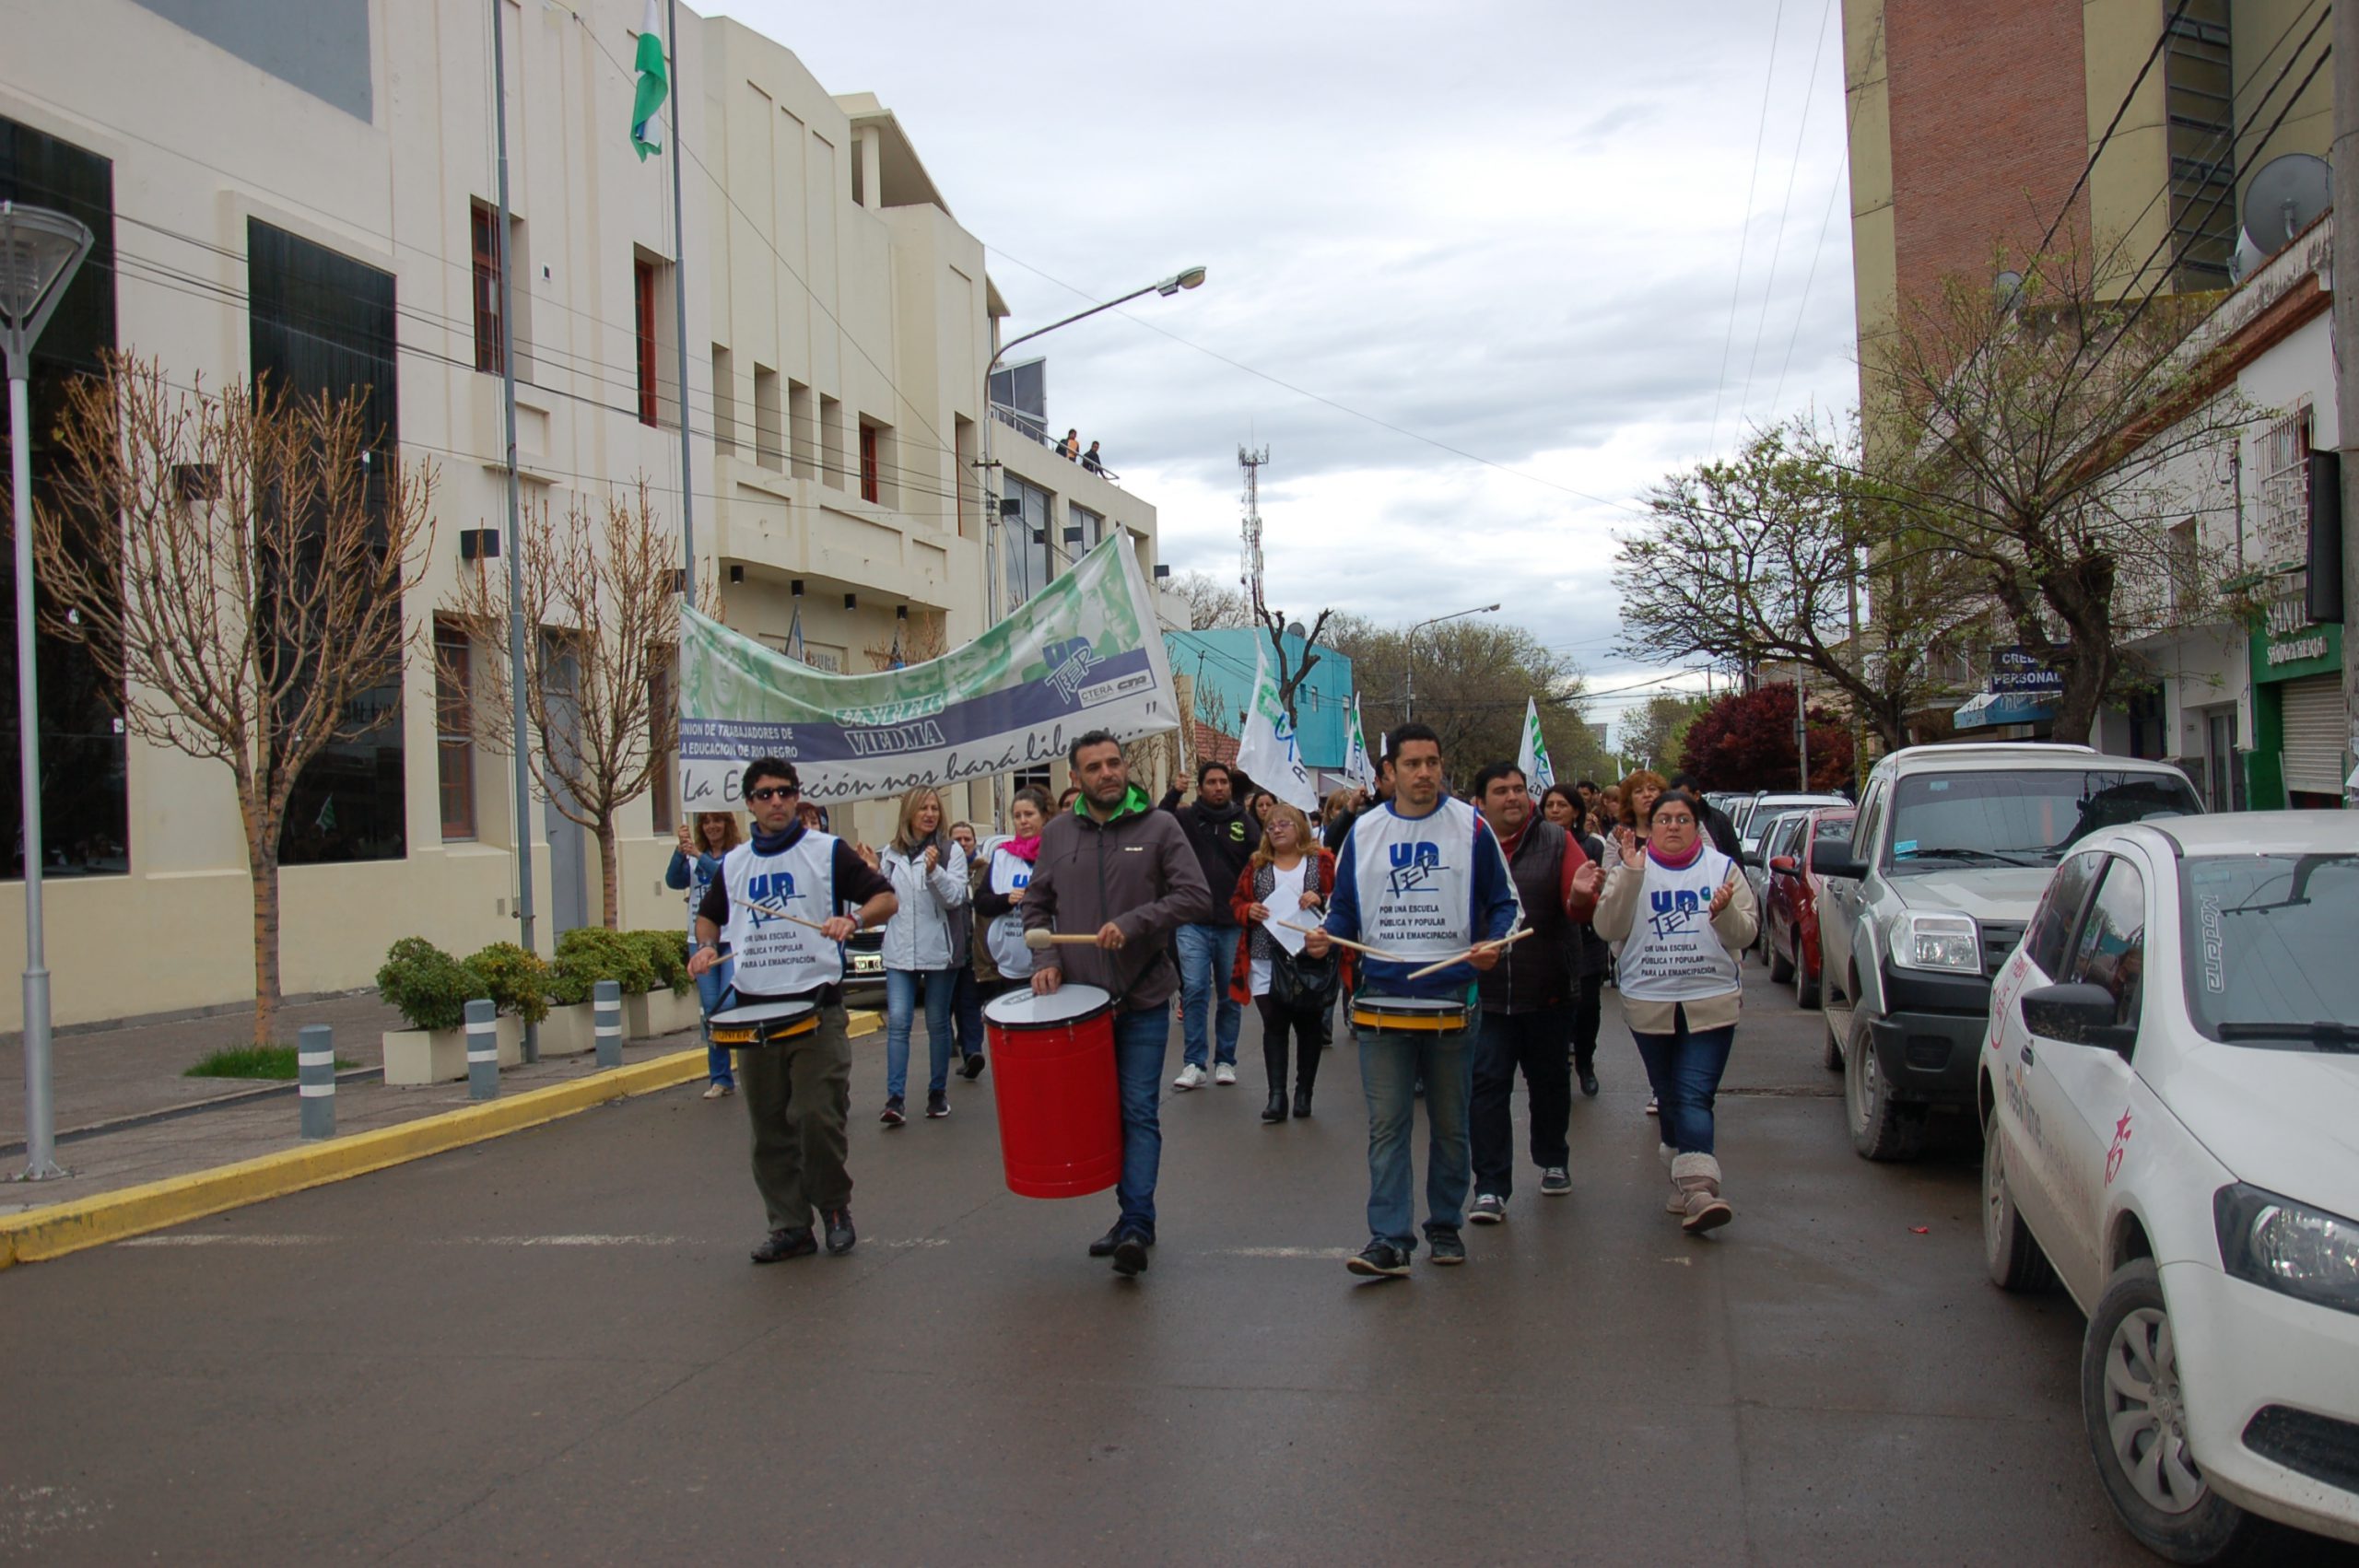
top-left (1348, 798), bottom-right (1511, 962)
top-left (1615, 847), bottom-right (1743, 1005)
top-left (983, 846), bottom-right (1036, 979)
top-left (719, 831), bottom-right (845, 998)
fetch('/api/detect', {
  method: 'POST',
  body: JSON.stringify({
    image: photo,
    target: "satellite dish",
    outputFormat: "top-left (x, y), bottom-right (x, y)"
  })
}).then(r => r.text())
top-left (1285, 621), bottom-right (1307, 639)
top-left (2241, 153), bottom-right (2332, 254)
top-left (2228, 231), bottom-right (2266, 285)
top-left (1993, 269), bottom-right (2024, 310)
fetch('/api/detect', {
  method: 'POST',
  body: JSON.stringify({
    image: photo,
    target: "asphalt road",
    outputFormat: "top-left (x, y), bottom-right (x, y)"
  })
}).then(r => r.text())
top-left (0, 964), bottom-right (2288, 1565)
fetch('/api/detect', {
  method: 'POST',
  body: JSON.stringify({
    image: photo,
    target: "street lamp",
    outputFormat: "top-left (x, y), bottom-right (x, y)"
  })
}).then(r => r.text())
top-left (1402, 603), bottom-right (1498, 722)
top-left (1, 202), bottom-right (94, 1182)
top-left (976, 263), bottom-right (1206, 823)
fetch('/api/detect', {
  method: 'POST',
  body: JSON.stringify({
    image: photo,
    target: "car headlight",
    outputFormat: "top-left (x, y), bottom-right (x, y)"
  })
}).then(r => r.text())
top-left (2215, 1184), bottom-right (2359, 1316)
top-left (1887, 911), bottom-right (1979, 973)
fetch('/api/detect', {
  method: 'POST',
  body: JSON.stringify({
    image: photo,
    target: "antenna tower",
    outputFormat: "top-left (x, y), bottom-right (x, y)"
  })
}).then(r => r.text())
top-left (1238, 445), bottom-right (1270, 622)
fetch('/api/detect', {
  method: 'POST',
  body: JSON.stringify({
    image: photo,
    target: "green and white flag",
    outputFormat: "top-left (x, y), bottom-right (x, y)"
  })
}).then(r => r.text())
top-left (629, 0), bottom-right (668, 160)
top-left (1517, 696), bottom-right (1555, 802)
top-left (1342, 693), bottom-right (1375, 790)
top-left (1236, 639), bottom-right (1320, 813)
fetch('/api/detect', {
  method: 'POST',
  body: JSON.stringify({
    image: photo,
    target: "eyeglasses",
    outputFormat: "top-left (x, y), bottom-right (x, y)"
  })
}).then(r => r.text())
top-left (748, 785), bottom-right (800, 802)
top-left (1654, 813), bottom-right (1696, 827)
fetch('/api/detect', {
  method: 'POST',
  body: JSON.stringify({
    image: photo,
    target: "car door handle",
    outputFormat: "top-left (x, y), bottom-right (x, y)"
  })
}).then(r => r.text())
top-left (2019, 1044), bottom-right (2036, 1068)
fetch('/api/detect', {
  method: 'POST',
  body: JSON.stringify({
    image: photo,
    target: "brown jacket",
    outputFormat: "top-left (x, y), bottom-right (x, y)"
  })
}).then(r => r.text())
top-left (1021, 785), bottom-right (1212, 1012)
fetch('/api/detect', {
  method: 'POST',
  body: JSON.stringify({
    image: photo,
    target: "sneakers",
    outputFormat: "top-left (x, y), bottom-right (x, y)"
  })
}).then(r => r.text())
top-left (1468, 1194), bottom-right (1508, 1225)
top-left (1172, 1063), bottom-right (1207, 1091)
top-left (961, 1052), bottom-right (987, 1081)
top-left (1539, 1167), bottom-right (1572, 1197)
top-left (1645, 1095), bottom-right (1660, 1117)
top-left (926, 1091), bottom-right (950, 1118)
top-left (1110, 1231), bottom-right (1151, 1277)
top-left (879, 1096), bottom-right (906, 1127)
top-left (823, 1207), bottom-right (856, 1256)
top-left (702, 1082), bottom-right (734, 1099)
top-left (750, 1226), bottom-right (817, 1264)
top-left (1213, 1062), bottom-right (1237, 1085)
top-left (1427, 1229), bottom-right (1467, 1266)
top-left (1345, 1239), bottom-right (1413, 1279)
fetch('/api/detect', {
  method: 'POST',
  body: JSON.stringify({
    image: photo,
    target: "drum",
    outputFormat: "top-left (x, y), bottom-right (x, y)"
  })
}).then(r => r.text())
top-left (1349, 994), bottom-right (1471, 1036)
top-left (982, 984), bottom-right (1121, 1199)
top-left (707, 999), bottom-right (819, 1048)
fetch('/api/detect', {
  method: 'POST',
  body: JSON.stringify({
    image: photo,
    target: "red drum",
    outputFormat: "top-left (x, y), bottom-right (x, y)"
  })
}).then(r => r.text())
top-left (981, 984), bottom-right (1121, 1199)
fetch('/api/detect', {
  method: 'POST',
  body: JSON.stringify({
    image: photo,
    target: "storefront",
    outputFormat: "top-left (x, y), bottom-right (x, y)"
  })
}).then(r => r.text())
top-left (2248, 621), bottom-right (2350, 810)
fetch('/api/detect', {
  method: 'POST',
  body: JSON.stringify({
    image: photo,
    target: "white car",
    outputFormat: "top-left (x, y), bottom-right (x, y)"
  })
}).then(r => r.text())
top-left (1978, 813), bottom-right (2359, 1562)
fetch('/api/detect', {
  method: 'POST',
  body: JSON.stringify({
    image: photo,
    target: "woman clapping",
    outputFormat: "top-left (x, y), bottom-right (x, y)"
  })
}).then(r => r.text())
top-left (1226, 802), bottom-right (1344, 1123)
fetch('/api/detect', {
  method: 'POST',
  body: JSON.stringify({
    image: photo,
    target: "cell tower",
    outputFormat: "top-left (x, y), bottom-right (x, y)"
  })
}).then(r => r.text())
top-left (1238, 445), bottom-right (1270, 622)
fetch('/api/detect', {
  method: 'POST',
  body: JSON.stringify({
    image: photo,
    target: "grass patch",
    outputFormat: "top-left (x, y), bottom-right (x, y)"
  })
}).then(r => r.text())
top-left (184, 1045), bottom-right (358, 1080)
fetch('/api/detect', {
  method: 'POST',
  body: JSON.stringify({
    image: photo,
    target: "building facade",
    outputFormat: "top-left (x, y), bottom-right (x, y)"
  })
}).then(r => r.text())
top-left (0, 0), bottom-right (1168, 1028)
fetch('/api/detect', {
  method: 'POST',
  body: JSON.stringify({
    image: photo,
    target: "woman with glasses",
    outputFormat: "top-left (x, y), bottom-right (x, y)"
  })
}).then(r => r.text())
top-left (876, 786), bottom-right (971, 1125)
top-left (1593, 787), bottom-right (1756, 1235)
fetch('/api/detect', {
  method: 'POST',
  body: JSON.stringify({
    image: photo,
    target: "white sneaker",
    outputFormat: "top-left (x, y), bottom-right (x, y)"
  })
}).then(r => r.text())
top-left (1213, 1062), bottom-right (1237, 1085)
top-left (1173, 1063), bottom-right (1207, 1090)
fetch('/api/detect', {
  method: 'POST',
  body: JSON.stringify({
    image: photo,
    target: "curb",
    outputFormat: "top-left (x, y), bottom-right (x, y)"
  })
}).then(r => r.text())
top-left (0, 1007), bottom-right (884, 1271)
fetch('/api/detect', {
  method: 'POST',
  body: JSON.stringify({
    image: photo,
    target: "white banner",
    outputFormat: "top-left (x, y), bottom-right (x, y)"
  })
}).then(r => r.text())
top-left (1343, 693), bottom-right (1376, 791)
top-left (1235, 641), bottom-right (1320, 813)
top-left (1517, 696), bottom-right (1556, 802)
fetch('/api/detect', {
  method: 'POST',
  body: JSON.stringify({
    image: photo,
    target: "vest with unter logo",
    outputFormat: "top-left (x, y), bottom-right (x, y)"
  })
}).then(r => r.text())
top-left (720, 831), bottom-right (843, 997)
top-left (1349, 798), bottom-right (1503, 962)
top-left (1615, 846), bottom-right (1742, 1005)
top-left (983, 845), bottom-right (1036, 979)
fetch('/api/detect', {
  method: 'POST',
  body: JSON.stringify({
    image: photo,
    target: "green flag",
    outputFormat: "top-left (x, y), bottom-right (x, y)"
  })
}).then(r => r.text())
top-left (629, 0), bottom-right (668, 160)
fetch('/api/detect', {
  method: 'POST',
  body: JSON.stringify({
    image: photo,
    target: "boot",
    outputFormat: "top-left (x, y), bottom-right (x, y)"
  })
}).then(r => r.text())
top-left (1661, 1142), bottom-right (1684, 1214)
top-left (1672, 1153), bottom-right (1733, 1235)
top-left (1292, 1086), bottom-right (1313, 1118)
top-left (1262, 1090), bottom-right (1288, 1123)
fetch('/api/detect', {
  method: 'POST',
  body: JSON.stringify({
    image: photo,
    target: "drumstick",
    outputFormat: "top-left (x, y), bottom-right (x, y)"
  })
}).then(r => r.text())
top-left (1024, 928), bottom-right (1111, 949)
top-left (1271, 919), bottom-right (1406, 963)
top-left (736, 896), bottom-right (839, 935)
top-left (1403, 926), bottom-right (1536, 981)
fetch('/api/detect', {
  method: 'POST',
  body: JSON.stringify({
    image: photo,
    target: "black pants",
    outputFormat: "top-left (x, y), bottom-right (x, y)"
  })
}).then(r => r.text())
top-left (1471, 1005), bottom-right (1572, 1199)
top-left (1256, 990), bottom-right (1330, 1098)
top-left (1569, 971), bottom-right (1604, 1072)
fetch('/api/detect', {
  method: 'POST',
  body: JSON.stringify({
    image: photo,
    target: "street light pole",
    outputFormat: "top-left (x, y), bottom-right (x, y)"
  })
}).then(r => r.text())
top-left (0, 202), bottom-right (94, 1181)
top-left (1402, 603), bottom-right (1498, 722)
top-left (976, 264), bottom-right (1205, 824)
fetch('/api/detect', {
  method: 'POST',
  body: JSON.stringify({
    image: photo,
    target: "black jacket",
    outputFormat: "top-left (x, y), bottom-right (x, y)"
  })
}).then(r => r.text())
top-left (1700, 800), bottom-right (1743, 860)
top-left (1156, 788), bottom-right (1259, 926)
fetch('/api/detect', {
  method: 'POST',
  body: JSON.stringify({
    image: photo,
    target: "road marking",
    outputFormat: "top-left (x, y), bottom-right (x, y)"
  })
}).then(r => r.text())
top-left (123, 1232), bottom-right (952, 1250)
top-left (122, 1234), bottom-right (333, 1247)
top-left (1203, 1246), bottom-right (1357, 1259)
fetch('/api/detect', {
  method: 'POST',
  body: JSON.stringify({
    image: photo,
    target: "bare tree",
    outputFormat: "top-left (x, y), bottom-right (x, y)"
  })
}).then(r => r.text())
top-left (443, 480), bottom-right (710, 929)
top-left (1623, 692), bottom-right (1711, 776)
top-left (863, 610), bottom-right (948, 672)
top-left (1258, 604), bottom-right (1334, 731)
top-left (26, 357), bottom-right (435, 1046)
top-left (1169, 570), bottom-right (1252, 630)
top-left (1327, 613), bottom-right (1591, 776)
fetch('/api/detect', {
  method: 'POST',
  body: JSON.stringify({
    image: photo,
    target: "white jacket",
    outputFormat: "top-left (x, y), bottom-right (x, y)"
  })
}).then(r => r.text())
top-left (879, 842), bottom-right (969, 971)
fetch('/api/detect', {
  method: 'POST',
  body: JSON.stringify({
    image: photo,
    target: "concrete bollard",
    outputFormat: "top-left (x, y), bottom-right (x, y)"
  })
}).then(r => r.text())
top-left (298, 1023), bottom-right (335, 1140)
top-left (593, 980), bottom-right (623, 1070)
top-left (465, 998), bottom-right (499, 1101)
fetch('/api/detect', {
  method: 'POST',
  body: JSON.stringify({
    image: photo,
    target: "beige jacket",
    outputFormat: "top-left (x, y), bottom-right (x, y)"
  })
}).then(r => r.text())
top-left (1593, 855), bottom-right (1758, 1034)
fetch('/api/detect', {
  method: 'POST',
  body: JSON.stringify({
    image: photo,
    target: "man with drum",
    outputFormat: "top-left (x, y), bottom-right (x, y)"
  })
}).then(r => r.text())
top-left (1306, 723), bottom-right (1520, 1279)
top-left (688, 757), bottom-right (898, 1264)
top-left (1022, 731), bottom-right (1211, 1277)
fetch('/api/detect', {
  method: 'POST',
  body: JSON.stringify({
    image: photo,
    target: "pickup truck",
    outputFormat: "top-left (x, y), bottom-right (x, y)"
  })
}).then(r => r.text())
top-left (1814, 743), bottom-right (2201, 1160)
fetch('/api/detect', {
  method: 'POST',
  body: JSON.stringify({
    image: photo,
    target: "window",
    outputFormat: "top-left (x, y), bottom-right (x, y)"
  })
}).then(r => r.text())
top-left (1004, 474), bottom-right (1053, 604)
top-left (2254, 406), bottom-right (2312, 572)
top-left (435, 619), bottom-right (475, 840)
top-left (633, 257), bottom-right (659, 426)
top-left (859, 422), bottom-right (880, 503)
top-left (2177, 852), bottom-right (2359, 1042)
top-left (2025, 851), bottom-right (2102, 977)
top-left (648, 645), bottom-right (677, 832)
top-left (2066, 858), bottom-right (2148, 1032)
top-left (788, 380), bottom-right (816, 479)
top-left (955, 415), bottom-right (979, 536)
top-left (0, 114), bottom-right (129, 879)
top-left (819, 394), bottom-right (845, 489)
top-left (250, 217), bottom-right (406, 867)
top-left (1884, 769), bottom-right (2200, 869)
top-left (753, 365), bottom-right (782, 472)
top-left (2162, 1), bottom-right (2235, 287)
top-left (710, 345), bottom-right (735, 453)
top-left (471, 201), bottom-right (504, 374)
top-left (1069, 503), bottom-right (1104, 556)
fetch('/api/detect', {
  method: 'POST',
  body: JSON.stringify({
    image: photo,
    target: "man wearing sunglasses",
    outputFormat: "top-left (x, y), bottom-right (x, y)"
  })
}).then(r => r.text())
top-left (691, 757), bottom-right (898, 1264)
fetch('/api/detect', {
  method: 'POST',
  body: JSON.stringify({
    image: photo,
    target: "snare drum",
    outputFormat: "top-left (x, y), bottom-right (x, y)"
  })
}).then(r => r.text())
top-left (707, 999), bottom-right (819, 1048)
top-left (981, 985), bottom-right (1120, 1199)
top-left (1349, 993), bottom-right (1471, 1036)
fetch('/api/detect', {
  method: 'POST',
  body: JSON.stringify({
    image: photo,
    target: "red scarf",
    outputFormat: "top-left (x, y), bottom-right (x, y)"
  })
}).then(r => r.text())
top-left (1003, 835), bottom-right (1042, 862)
top-left (1647, 835), bottom-right (1704, 872)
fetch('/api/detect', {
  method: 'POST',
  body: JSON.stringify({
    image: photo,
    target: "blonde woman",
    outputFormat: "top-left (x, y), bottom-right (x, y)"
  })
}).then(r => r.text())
top-left (1226, 802), bottom-right (1344, 1122)
top-left (877, 786), bottom-right (970, 1125)
top-left (668, 812), bottom-right (745, 1097)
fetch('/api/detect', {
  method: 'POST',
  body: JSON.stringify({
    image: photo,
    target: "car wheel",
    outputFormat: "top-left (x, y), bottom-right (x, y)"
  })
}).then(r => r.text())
top-left (2081, 1259), bottom-right (2283, 1565)
top-left (1982, 1119), bottom-right (2055, 1293)
top-left (1796, 950), bottom-right (1822, 1010)
top-left (1846, 1006), bottom-right (1924, 1161)
top-left (1822, 1013), bottom-right (1844, 1071)
top-left (1768, 927), bottom-right (1795, 984)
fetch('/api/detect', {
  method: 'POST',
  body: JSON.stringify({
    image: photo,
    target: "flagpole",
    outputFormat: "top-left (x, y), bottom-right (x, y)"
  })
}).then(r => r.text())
top-left (663, 0), bottom-right (695, 582)
top-left (491, 0), bottom-right (538, 1060)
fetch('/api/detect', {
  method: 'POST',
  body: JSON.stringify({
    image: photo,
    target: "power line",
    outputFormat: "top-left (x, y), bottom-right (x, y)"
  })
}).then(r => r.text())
top-left (1736, 0), bottom-right (1837, 427)
top-left (2035, 0), bottom-right (2196, 261)
top-left (1707, 0), bottom-right (1789, 455)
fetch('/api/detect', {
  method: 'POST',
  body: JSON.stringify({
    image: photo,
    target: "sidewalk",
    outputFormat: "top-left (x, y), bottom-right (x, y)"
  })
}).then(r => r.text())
top-left (0, 991), bottom-right (876, 1218)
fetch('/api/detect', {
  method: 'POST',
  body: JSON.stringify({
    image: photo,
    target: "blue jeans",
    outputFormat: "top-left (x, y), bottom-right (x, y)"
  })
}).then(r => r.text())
top-left (952, 964), bottom-right (985, 1061)
top-left (1111, 1004), bottom-right (1170, 1240)
top-left (885, 967), bottom-right (956, 1100)
top-left (696, 960), bottom-right (735, 1087)
top-left (1357, 1028), bottom-right (1473, 1250)
top-left (1629, 1009), bottom-right (1737, 1155)
top-left (1174, 923), bottom-right (1242, 1069)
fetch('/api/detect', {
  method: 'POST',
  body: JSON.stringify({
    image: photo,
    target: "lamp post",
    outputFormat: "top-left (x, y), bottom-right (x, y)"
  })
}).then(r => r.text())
top-left (1402, 603), bottom-right (1498, 722)
top-left (976, 264), bottom-right (1205, 824)
top-left (1, 202), bottom-right (94, 1182)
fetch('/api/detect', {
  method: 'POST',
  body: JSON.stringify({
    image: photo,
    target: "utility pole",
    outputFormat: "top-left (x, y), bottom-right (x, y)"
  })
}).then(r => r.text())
top-left (1795, 677), bottom-right (1810, 790)
top-left (2335, 0), bottom-right (2359, 803)
top-left (491, 0), bottom-right (537, 1059)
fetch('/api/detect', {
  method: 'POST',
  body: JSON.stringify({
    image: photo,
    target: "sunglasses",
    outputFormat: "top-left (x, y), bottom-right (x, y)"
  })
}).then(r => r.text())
top-left (748, 785), bottom-right (800, 802)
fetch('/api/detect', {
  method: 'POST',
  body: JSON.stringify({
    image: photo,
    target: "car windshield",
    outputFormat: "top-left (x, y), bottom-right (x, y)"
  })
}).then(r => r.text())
top-left (2179, 853), bottom-right (2359, 1046)
top-left (1885, 770), bottom-right (2199, 868)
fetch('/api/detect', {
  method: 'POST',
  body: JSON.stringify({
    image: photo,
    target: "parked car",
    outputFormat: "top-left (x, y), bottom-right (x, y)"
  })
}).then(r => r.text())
top-left (1738, 791), bottom-right (1851, 947)
top-left (1816, 743), bottom-right (2201, 1160)
top-left (1978, 813), bottom-right (2359, 1563)
top-left (1762, 806), bottom-right (1855, 1008)
top-left (842, 926), bottom-right (886, 1009)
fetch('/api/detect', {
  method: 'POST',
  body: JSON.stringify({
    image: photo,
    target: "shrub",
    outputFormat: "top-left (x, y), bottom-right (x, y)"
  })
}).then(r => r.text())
top-left (624, 930), bottom-right (691, 996)
top-left (548, 926), bottom-right (658, 1006)
top-left (376, 937), bottom-right (475, 1033)
top-left (463, 941), bottom-right (553, 1025)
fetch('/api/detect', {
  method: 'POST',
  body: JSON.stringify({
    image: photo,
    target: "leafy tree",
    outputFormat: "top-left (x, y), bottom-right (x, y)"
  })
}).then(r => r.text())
top-left (1326, 613), bottom-right (1592, 781)
top-left (1621, 692), bottom-right (1710, 776)
top-left (1677, 685), bottom-right (1854, 793)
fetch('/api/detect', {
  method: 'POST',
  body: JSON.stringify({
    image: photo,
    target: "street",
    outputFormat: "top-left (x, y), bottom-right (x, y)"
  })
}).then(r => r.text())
top-left (0, 967), bottom-right (2248, 1564)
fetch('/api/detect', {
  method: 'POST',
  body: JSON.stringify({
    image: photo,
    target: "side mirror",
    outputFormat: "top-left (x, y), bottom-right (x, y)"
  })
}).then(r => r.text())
top-left (1816, 852), bottom-right (1868, 882)
top-left (1769, 855), bottom-right (1798, 876)
top-left (1741, 848), bottom-right (1761, 869)
top-left (2021, 982), bottom-right (2136, 1058)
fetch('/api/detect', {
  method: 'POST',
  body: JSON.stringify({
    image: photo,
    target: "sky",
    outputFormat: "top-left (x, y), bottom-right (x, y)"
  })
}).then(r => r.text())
top-left (710, 0), bottom-right (1862, 742)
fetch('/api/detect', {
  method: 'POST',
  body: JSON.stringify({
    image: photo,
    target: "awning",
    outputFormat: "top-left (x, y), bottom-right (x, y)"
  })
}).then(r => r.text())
top-left (1954, 690), bottom-right (2058, 730)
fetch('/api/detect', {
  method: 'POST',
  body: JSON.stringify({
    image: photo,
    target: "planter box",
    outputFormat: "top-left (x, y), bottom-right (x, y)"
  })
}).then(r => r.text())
top-left (382, 1015), bottom-right (523, 1085)
top-left (536, 1002), bottom-right (595, 1058)
top-left (625, 987), bottom-right (701, 1041)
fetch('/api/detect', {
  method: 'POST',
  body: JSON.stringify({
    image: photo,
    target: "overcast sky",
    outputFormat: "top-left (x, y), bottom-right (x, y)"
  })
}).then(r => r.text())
top-left (711, 0), bottom-right (1860, 735)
